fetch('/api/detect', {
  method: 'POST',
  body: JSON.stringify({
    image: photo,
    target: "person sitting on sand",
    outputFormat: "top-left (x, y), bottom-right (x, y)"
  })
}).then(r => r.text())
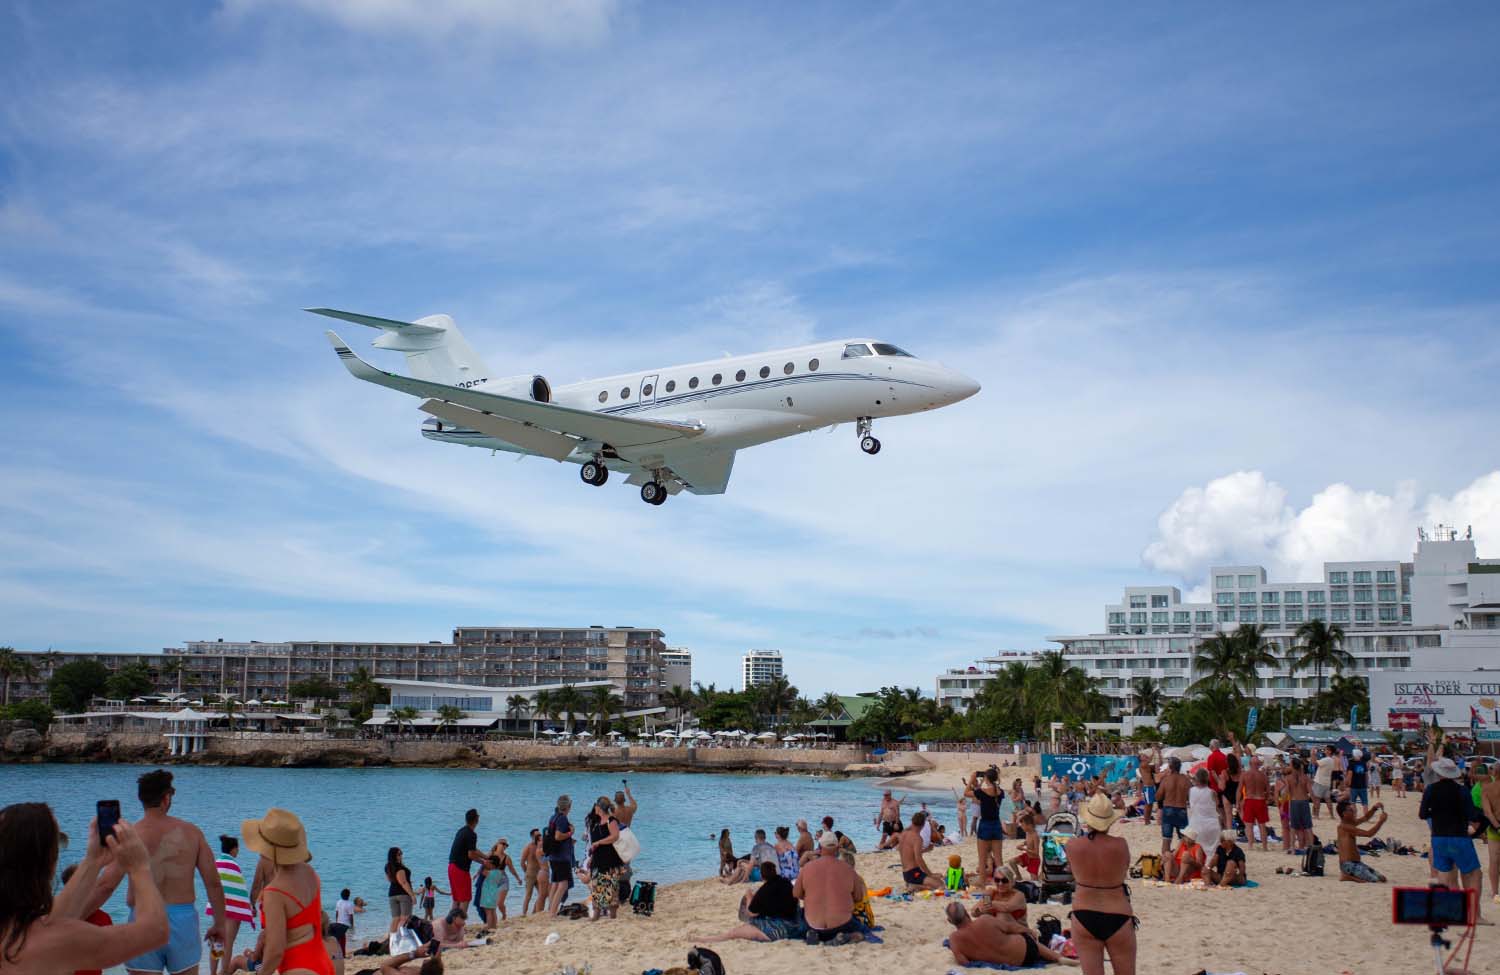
top-left (1205, 832), bottom-right (1246, 888)
top-left (694, 860), bottom-right (805, 943)
top-left (973, 874), bottom-right (1026, 923)
top-left (899, 812), bottom-right (943, 891)
top-left (793, 833), bottom-right (866, 944)
top-left (795, 820), bottom-right (815, 861)
top-left (944, 900), bottom-right (1077, 968)
top-left (1167, 826), bottom-right (1204, 884)
top-left (720, 829), bottom-right (775, 884)
top-left (717, 829), bottom-right (737, 878)
top-left (1336, 799), bottom-right (1389, 884)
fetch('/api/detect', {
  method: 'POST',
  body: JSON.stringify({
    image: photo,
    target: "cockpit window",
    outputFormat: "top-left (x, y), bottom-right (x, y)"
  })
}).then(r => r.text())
top-left (841, 343), bottom-right (872, 359)
top-left (871, 343), bottom-right (914, 357)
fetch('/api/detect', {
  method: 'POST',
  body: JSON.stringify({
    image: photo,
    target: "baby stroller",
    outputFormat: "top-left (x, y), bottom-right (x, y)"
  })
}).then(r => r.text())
top-left (1039, 811), bottom-right (1078, 902)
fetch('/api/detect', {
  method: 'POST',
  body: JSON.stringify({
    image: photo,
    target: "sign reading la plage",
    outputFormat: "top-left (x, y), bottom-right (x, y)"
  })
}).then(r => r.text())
top-left (1369, 671), bottom-right (1500, 730)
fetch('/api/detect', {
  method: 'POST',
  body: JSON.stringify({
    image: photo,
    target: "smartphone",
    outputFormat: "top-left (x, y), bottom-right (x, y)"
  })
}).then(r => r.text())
top-left (621, 778), bottom-right (628, 785)
top-left (97, 799), bottom-right (122, 844)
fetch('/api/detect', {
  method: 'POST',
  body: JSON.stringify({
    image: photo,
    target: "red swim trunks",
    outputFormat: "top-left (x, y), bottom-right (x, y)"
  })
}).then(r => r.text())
top-left (1240, 798), bottom-right (1269, 825)
top-left (1020, 853), bottom-right (1040, 877)
top-left (447, 863), bottom-right (472, 904)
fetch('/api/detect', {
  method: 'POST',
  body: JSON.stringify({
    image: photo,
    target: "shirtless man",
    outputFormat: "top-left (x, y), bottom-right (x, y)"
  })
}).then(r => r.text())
top-left (613, 782), bottom-right (637, 827)
top-left (1238, 756), bottom-right (1271, 851)
top-left (1138, 746), bottom-right (1160, 827)
top-left (1282, 757), bottom-right (1314, 852)
top-left (1003, 809), bottom-right (1041, 883)
top-left (95, 769), bottom-right (225, 975)
top-left (1155, 757), bottom-right (1191, 858)
top-left (519, 829), bottom-right (543, 915)
top-left (944, 901), bottom-right (1077, 968)
top-left (876, 790), bottom-right (905, 850)
top-left (1336, 799), bottom-right (1389, 883)
top-left (899, 812), bottom-right (943, 891)
top-left (793, 833), bottom-right (866, 944)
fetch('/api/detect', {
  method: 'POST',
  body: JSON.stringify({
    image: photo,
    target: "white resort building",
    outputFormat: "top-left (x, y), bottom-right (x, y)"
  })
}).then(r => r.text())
top-left (742, 649), bottom-right (785, 688)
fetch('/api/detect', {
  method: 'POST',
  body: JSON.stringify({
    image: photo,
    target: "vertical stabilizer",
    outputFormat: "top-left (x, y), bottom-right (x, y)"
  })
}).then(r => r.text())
top-left (304, 308), bottom-right (492, 386)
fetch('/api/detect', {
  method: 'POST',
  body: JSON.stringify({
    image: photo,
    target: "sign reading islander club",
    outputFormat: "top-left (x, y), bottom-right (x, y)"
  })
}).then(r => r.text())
top-left (1369, 670), bottom-right (1500, 730)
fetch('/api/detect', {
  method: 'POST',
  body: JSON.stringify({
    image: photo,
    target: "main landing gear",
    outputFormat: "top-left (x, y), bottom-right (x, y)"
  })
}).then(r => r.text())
top-left (580, 459), bottom-right (609, 486)
top-left (857, 416), bottom-right (881, 455)
top-left (640, 480), bottom-right (667, 506)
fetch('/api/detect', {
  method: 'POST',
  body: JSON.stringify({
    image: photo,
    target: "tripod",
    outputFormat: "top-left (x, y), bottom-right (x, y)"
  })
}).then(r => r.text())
top-left (1430, 916), bottom-right (1478, 974)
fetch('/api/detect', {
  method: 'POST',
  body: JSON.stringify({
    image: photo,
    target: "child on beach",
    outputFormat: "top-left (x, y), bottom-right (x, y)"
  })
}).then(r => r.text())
top-left (418, 878), bottom-right (447, 922)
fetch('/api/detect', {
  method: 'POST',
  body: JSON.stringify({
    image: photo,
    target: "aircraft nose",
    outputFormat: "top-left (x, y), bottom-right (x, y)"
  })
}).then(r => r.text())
top-left (948, 371), bottom-right (981, 402)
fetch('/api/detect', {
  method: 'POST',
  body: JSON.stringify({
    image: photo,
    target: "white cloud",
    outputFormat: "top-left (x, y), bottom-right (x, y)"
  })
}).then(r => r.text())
top-left (227, 0), bottom-right (619, 45)
top-left (1143, 469), bottom-right (1500, 586)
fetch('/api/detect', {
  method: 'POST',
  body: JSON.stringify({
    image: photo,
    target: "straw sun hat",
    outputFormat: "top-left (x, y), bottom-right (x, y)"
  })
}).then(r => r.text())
top-left (1080, 793), bottom-right (1122, 832)
top-left (242, 808), bottom-right (312, 865)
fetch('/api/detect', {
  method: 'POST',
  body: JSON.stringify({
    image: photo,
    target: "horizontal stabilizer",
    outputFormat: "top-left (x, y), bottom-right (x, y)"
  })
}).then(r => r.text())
top-left (306, 308), bottom-right (444, 335)
top-left (419, 399), bottom-right (577, 462)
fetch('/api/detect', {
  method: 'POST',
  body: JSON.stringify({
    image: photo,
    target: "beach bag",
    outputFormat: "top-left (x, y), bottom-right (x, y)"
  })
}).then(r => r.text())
top-left (541, 816), bottom-right (561, 856)
top-left (687, 946), bottom-right (725, 975)
top-left (615, 825), bottom-right (641, 864)
top-left (388, 927), bottom-right (421, 955)
top-left (402, 915), bottom-right (433, 944)
top-left (558, 902), bottom-right (588, 920)
top-left (1036, 914), bottom-right (1062, 945)
top-left (1015, 880), bottom-right (1042, 903)
top-left (1302, 845), bottom-right (1325, 877)
top-left (1130, 853), bottom-right (1163, 880)
top-left (630, 880), bottom-right (657, 916)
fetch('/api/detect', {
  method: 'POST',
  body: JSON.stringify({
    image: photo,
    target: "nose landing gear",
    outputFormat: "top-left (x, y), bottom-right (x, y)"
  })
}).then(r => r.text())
top-left (857, 417), bottom-right (881, 455)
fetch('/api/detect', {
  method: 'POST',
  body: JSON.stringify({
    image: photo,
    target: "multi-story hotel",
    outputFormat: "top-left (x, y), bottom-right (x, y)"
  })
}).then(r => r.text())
top-left (937, 527), bottom-right (1499, 716)
top-left (742, 649), bottom-right (784, 688)
top-left (661, 648), bottom-right (693, 692)
top-left (8, 626), bottom-right (669, 712)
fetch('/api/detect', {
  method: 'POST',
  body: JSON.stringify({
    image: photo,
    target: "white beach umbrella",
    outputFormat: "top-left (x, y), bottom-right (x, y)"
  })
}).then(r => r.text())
top-left (756, 731), bottom-right (776, 740)
top-left (576, 730), bottom-right (593, 738)
top-left (129, 697), bottom-right (146, 703)
top-left (781, 735), bottom-right (799, 742)
top-left (540, 728), bottom-right (558, 736)
top-left (1254, 746), bottom-right (1284, 758)
top-left (656, 729), bottom-right (678, 738)
top-left (246, 699), bottom-right (262, 707)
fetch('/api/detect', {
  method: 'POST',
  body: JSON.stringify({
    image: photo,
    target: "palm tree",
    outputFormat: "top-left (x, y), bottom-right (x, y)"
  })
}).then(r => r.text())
top-left (554, 684), bottom-right (583, 733)
top-left (586, 685), bottom-right (624, 736)
top-left (1130, 676), bottom-right (1163, 716)
top-left (1230, 624), bottom-right (1279, 703)
top-left (661, 684), bottom-right (694, 732)
top-left (390, 705), bottom-right (420, 736)
top-left (347, 666), bottom-right (385, 721)
top-left (761, 676), bottom-right (798, 728)
top-left (815, 691), bottom-right (843, 720)
top-left (1291, 619), bottom-right (1351, 720)
top-left (506, 694), bottom-right (532, 736)
top-left (435, 704), bottom-right (464, 735)
top-left (533, 689), bottom-right (557, 734)
top-left (219, 696), bottom-right (240, 733)
top-left (158, 658), bottom-right (185, 695)
top-left (1189, 633), bottom-right (1243, 696)
top-left (0, 648), bottom-right (40, 706)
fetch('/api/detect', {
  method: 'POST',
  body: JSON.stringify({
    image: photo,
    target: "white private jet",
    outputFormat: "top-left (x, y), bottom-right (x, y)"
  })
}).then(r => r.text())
top-left (315, 308), bottom-right (979, 505)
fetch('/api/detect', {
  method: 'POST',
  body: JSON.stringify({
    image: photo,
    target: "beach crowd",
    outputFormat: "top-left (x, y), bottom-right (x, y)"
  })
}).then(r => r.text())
top-left (4, 723), bottom-right (1499, 975)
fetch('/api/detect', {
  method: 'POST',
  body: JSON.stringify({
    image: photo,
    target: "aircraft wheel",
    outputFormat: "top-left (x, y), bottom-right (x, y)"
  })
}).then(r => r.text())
top-left (641, 481), bottom-right (666, 505)
top-left (860, 435), bottom-right (882, 455)
top-left (581, 460), bottom-right (608, 486)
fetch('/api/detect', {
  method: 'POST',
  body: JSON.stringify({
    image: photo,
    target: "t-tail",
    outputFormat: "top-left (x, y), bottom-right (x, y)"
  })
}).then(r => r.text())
top-left (305, 308), bottom-right (492, 387)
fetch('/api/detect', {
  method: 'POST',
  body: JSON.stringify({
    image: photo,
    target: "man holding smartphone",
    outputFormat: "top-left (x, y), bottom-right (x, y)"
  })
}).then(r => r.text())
top-left (94, 769), bottom-right (227, 975)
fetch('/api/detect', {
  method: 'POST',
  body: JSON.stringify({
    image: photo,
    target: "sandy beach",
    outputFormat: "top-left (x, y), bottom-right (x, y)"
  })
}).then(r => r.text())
top-left (407, 784), bottom-right (1500, 975)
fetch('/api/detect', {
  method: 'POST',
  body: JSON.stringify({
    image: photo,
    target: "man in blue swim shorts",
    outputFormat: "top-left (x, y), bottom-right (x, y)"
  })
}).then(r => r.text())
top-left (1420, 757), bottom-right (1486, 923)
top-left (1156, 756), bottom-right (1191, 858)
top-left (96, 770), bottom-right (227, 975)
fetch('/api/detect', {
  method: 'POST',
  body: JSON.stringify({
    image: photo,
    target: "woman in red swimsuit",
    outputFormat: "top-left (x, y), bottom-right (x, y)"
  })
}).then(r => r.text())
top-left (242, 808), bottom-right (335, 975)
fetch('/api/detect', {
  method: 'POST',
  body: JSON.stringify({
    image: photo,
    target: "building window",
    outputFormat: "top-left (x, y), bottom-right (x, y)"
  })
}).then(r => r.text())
top-left (689, 377), bottom-right (699, 389)
top-left (1309, 606), bottom-right (1327, 620)
top-left (1239, 608), bottom-right (1258, 623)
top-left (1355, 608), bottom-right (1373, 622)
top-left (1403, 605), bottom-right (1412, 621)
top-left (712, 373), bottom-right (723, 385)
top-left (1239, 592), bottom-right (1256, 605)
top-left (1378, 587), bottom-right (1397, 601)
top-left (1216, 592), bottom-right (1234, 605)
top-left (1353, 571), bottom-right (1372, 584)
top-left (1262, 591), bottom-right (1278, 604)
top-left (1352, 587), bottom-right (1371, 602)
top-left (1282, 591), bottom-right (1301, 604)
top-left (1217, 609), bottom-right (1235, 622)
top-left (665, 380), bottom-right (676, 392)
top-left (597, 391), bottom-right (608, 403)
top-left (1129, 612), bottom-right (1147, 624)
top-left (1151, 595), bottom-right (1169, 608)
top-left (1331, 589), bottom-right (1349, 603)
top-left (1151, 611), bottom-right (1168, 624)
top-left (1262, 608), bottom-right (1280, 622)
top-left (1379, 607), bottom-right (1398, 621)
top-left (620, 387), bottom-right (630, 399)
top-left (1215, 575), bottom-right (1233, 589)
top-left (808, 358), bottom-right (819, 370)
top-left (1173, 611), bottom-right (1190, 623)
top-left (1285, 608), bottom-right (1303, 623)
top-left (1130, 596), bottom-right (1147, 608)
top-left (735, 370), bottom-right (746, 382)
top-left (1238, 574), bottom-right (1257, 588)
top-left (1308, 591), bottom-right (1326, 604)
top-left (1329, 571), bottom-right (1348, 584)
top-left (1196, 611), bottom-right (1213, 623)
top-left (1377, 569), bottom-right (1395, 583)
top-left (1107, 612), bottom-right (1125, 624)
top-left (1331, 607), bottom-right (1350, 622)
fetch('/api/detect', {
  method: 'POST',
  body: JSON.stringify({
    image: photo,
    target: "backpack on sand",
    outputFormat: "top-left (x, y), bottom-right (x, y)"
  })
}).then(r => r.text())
top-left (1036, 914), bottom-right (1063, 944)
top-left (1301, 845), bottom-right (1325, 876)
top-left (630, 880), bottom-right (657, 916)
top-left (688, 946), bottom-right (725, 975)
top-left (1129, 853), bottom-right (1163, 880)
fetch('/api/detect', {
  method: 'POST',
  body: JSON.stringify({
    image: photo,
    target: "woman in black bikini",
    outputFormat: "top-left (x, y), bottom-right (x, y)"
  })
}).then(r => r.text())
top-left (1066, 794), bottom-right (1136, 975)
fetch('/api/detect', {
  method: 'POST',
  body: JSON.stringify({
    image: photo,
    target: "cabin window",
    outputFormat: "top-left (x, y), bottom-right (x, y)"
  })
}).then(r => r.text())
top-left (759, 366), bottom-right (770, 379)
top-left (598, 391), bottom-right (608, 403)
top-left (735, 369), bottom-right (746, 382)
top-left (872, 343), bottom-right (914, 357)
top-left (783, 362), bottom-right (794, 375)
top-left (689, 377), bottom-right (699, 389)
top-left (642, 383), bottom-right (653, 396)
top-left (620, 387), bottom-right (630, 399)
top-left (712, 373), bottom-right (722, 385)
top-left (808, 358), bottom-right (819, 371)
top-left (841, 343), bottom-right (872, 358)
top-left (665, 380), bottom-right (676, 393)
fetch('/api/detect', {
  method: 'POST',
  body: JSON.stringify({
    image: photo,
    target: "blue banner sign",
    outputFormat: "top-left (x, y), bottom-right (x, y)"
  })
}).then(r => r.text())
top-left (1041, 754), bottom-right (1141, 783)
top-left (1246, 706), bottom-right (1259, 736)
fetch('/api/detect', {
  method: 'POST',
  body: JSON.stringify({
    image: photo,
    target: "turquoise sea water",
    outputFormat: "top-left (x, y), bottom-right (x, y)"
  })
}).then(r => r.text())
top-left (2, 763), bottom-right (968, 953)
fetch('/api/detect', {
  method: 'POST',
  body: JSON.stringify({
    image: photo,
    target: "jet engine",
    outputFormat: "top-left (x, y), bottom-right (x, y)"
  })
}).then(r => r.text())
top-left (484, 374), bottom-right (552, 402)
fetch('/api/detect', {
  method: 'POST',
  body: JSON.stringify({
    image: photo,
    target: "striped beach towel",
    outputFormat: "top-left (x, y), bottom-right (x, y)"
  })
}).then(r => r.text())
top-left (206, 855), bottom-right (256, 925)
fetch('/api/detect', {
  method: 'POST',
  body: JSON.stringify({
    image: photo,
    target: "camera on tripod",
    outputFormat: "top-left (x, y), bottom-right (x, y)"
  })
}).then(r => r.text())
top-left (1392, 886), bottom-right (1475, 927)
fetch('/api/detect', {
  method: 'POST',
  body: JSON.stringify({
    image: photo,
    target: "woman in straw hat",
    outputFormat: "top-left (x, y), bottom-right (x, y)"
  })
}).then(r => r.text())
top-left (243, 808), bottom-right (334, 975)
top-left (1065, 792), bottom-right (1137, 975)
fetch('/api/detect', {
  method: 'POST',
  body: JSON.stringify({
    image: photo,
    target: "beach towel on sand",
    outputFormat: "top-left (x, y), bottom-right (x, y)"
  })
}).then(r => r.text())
top-left (941, 940), bottom-right (1043, 970)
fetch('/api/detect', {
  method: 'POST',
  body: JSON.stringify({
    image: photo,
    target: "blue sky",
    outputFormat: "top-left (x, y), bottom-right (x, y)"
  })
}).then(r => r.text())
top-left (3, 2), bottom-right (1499, 694)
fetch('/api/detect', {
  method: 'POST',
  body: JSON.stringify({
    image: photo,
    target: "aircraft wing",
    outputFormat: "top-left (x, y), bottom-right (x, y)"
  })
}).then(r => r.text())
top-left (325, 331), bottom-right (704, 451)
top-left (662, 447), bottom-right (737, 495)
